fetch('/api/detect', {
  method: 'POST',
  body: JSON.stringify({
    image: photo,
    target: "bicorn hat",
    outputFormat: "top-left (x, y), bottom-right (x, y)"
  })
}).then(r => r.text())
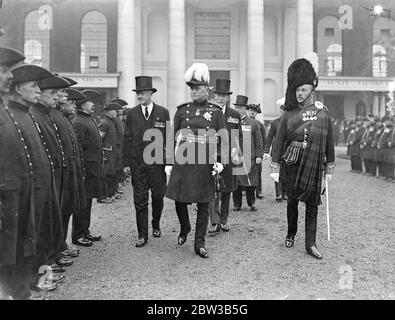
top-left (39, 75), bottom-right (72, 90)
top-left (284, 52), bottom-right (319, 111)
top-left (11, 64), bottom-right (53, 84)
top-left (184, 63), bottom-right (210, 87)
top-left (133, 76), bottom-right (157, 93)
top-left (104, 102), bottom-right (123, 111)
top-left (211, 79), bottom-right (232, 95)
top-left (65, 88), bottom-right (86, 101)
top-left (233, 95), bottom-right (249, 107)
top-left (0, 47), bottom-right (25, 67)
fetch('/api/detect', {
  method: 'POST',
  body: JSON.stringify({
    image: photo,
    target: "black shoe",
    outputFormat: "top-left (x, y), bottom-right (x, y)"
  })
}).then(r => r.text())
top-left (152, 229), bottom-right (161, 238)
top-left (72, 237), bottom-right (93, 247)
top-left (50, 264), bottom-right (66, 274)
top-left (55, 257), bottom-right (74, 267)
top-left (60, 248), bottom-right (79, 258)
top-left (282, 193), bottom-right (288, 201)
top-left (285, 234), bottom-right (295, 248)
top-left (196, 247), bottom-right (209, 258)
top-left (233, 207), bottom-right (241, 211)
top-left (135, 238), bottom-right (147, 248)
top-left (86, 233), bottom-right (102, 242)
top-left (178, 234), bottom-right (188, 246)
top-left (250, 205), bottom-right (257, 212)
top-left (306, 246), bottom-right (323, 259)
top-left (220, 224), bottom-right (230, 232)
top-left (256, 192), bottom-right (264, 199)
top-left (275, 194), bottom-right (283, 202)
top-left (208, 224), bottom-right (221, 234)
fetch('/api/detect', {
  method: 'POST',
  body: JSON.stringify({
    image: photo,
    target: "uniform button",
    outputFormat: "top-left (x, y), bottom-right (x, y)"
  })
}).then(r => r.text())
top-left (187, 126), bottom-right (190, 129)
top-left (186, 111), bottom-right (189, 114)
top-left (29, 162), bottom-right (32, 166)
top-left (207, 127), bottom-right (210, 129)
top-left (186, 118), bottom-right (189, 121)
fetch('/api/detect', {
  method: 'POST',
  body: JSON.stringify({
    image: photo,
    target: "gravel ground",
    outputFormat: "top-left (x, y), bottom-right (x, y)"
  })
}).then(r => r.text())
top-left (48, 147), bottom-right (394, 300)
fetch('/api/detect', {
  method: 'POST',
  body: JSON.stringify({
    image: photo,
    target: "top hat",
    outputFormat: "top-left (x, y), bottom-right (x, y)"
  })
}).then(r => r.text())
top-left (11, 64), bottom-right (53, 84)
top-left (75, 90), bottom-right (103, 106)
top-left (233, 95), bottom-right (249, 107)
top-left (0, 47), bottom-right (25, 67)
top-left (133, 76), bottom-right (157, 93)
top-left (111, 97), bottom-right (128, 107)
top-left (65, 88), bottom-right (86, 101)
top-left (39, 75), bottom-right (72, 90)
top-left (104, 102), bottom-right (123, 111)
top-left (211, 79), bottom-right (232, 95)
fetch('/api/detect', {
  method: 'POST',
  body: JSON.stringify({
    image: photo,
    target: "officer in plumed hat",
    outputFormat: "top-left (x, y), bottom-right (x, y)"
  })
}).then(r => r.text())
top-left (270, 53), bottom-right (336, 260)
top-left (122, 76), bottom-right (170, 248)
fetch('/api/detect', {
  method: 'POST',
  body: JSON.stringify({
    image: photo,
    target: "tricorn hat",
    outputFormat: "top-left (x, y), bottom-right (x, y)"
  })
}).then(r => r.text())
top-left (233, 95), bottom-right (249, 107)
top-left (11, 64), bottom-right (53, 84)
top-left (0, 47), bottom-right (25, 67)
top-left (61, 76), bottom-right (78, 86)
top-left (65, 88), bottom-right (86, 101)
top-left (247, 104), bottom-right (261, 113)
top-left (133, 76), bottom-right (157, 93)
top-left (39, 75), bottom-right (72, 90)
top-left (184, 63), bottom-right (210, 87)
top-left (104, 102), bottom-right (123, 111)
top-left (284, 52), bottom-right (319, 111)
top-left (211, 79), bottom-right (232, 95)
top-left (75, 89), bottom-right (103, 106)
top-left (111, 97), bottom-right (128, 107)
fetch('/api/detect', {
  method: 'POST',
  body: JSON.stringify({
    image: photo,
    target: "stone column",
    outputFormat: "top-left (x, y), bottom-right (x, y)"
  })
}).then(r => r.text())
top-left (117, 0), bottom-right (135, 105)
top-left (283, 1), bottom-right (297, 93)
top-left (296, 0), bottom-right (313, 58)
top-left (246, 0), bottom-right (264, 107)
top-left (372, 94), bottom-right (379, 116)
top-left (167, 0), bottom-right (186, 117)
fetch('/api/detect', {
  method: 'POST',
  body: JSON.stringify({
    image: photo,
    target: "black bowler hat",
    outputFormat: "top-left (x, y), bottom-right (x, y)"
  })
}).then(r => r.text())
top-left (39, 75), bottom-right (72, 90)
top-left (11, 64), bottom-right (53, 84)
top-left (65, 88), bottom-right (86, 101)
top-left (111, 97), bottom-right (128, 106)
top-left (133, 76), bottom-right (157, 93)
top-left (233, 95), bottom-right (249, 107)
top-left (211, 79), bottom-right (232, 95)
top-left (75, 89), bottom-right (103, 106)
top-left (104, 102), bottom-right (123, 111)
top-left (0, 47), bottom-right (25, 67)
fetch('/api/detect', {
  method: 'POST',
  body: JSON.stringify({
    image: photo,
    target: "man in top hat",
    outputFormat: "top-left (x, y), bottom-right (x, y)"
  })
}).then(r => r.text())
top-left (0, 48), bottom-right (47, 299)
top-left (263, 97), bottom-right (287, 202)
top-left (122, 76), bottom-right (170, 248)
top-left (347, 117), bottom-right (364, 173)
top-left (72, 90), bottom-right (105, 246)
top-left (30, 74), bottom-right (75, 272)
top-left (246, 103), bottom-right (266, 200)
top-left (207, 79), bottom-right (241, 234)
top-left (165, 63), bottom-right (228, 258)
top-left (271, 52), bottom-right (335, 260)
top-left (232, 95), bottom-right (264, 212)
top-left (99, 102), bottom-right (123, 202)
top-left (7, 63), bottom-right (64, 293)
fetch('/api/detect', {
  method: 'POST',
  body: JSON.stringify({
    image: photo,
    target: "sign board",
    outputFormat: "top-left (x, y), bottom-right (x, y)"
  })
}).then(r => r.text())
top-left (59, 73), bottom-right (121, 88)
top-left (317, 77), bottom-right (393, 92)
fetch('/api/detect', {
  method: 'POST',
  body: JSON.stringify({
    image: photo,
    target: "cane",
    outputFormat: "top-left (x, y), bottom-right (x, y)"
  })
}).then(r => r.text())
top-left (325, 176), bottom-right (331, 242)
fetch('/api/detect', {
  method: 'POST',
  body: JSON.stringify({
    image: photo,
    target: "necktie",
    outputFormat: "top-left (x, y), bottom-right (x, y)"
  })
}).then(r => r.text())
top-left (144, 106), bottom-right (149, 119)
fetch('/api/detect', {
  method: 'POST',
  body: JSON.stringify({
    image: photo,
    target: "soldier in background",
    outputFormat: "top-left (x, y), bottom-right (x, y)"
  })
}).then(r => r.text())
top-left (360, 118), bottom-right (377, 176)
top-left (379, 116), bottom-right (394, 181)
top-left (372, 118), bottom-right (384, 178)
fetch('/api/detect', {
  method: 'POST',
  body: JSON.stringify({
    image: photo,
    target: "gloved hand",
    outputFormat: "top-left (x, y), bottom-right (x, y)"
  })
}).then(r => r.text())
top-left (326, 174), bottom-right (333, 182)
top-left (212, 162), bottom-right (224, 176)
top-left (270, 173), bottom-right (280, 183)
top-left (165, 165), bottom-right (173, 176)
top-left (263, 153), bottom-right (270, 161)
top-left (256, 157), bottom-right (262, 165)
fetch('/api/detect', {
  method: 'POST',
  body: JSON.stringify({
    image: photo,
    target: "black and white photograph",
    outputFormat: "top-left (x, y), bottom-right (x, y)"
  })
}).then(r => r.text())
top-left (0, 0), bottom-right (394, 304)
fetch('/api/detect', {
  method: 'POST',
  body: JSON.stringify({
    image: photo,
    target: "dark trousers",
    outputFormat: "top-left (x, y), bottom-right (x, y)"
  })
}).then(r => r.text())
top-left (175, 202), bottom-right (209, 252)
top-left (105, 174), bottom-right (119, 198)
top-left (209, 192), bottom-right (231, 225)
top-left (384, 162), bottom-right (395, 179)
top-left (275, 180), bottom-right (287, 197)
top-left (132, 164), bottom-right (166, 240)
top-left (72, 198), bottom-right (93, 240)
top-left (370, 161), bottom-right (378, 176)
top-left (363, 159), bottom-right (370, 174)
top-left (377, 162), bottom-right (385, 177)
top-left (233, 186), bottom-right (256, 208)
top-left (0, 257), bottom-right (35, 299)
top-left (256, 164), bottom-right (262, 195)
top-left (351, 156), bottom-right (363, 172)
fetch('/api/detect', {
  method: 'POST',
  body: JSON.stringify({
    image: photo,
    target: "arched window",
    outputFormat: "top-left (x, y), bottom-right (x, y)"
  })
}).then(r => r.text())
top-left (372, 45), bottom-right (387, 77)
top-left (326, 44), bottom-right (343, 76)
top-left (317, 16), bottom-right (343, 76)
top-left (24, 10), bottom-right (50, 67)
top-left (81, 11), bottom-right (107, 73)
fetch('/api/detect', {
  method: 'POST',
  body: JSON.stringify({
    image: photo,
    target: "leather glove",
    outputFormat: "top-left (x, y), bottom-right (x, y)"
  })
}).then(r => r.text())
top-left (270, 173), bottom-right (280, 183)
top-left (263, 153), bottom-right (270, 161)
top-left (165, 165), bottom-right (173, 176)
top-left (212, 162), bottom-right (224, 176)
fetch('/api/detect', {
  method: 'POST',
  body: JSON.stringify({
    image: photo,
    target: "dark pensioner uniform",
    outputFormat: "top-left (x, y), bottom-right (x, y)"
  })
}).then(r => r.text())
top-left (256, 118), bottom-right (266, 196)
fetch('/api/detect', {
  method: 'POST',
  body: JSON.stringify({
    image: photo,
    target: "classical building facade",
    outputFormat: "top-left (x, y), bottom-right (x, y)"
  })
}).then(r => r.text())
top-left (0, 0), bottom-right (394, 119)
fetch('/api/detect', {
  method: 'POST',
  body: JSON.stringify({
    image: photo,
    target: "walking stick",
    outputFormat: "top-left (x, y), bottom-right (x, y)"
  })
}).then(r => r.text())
top-left (325, 176), bottom-right (331, 242)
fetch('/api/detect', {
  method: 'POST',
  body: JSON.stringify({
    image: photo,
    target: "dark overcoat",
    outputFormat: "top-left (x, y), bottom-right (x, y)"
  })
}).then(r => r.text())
top-left (264, 117), bottom-right (280, 155)
top-left (235, 116), bottom-right (264, 187)
top-left (165, 100), bottom-right (228, 203)
top-left (361, 128), bottom-right (376, 160)
top-left (114, 117), bottom-right (125, 174)
top-left (349, 126), bottom-right (364, 157)
top-left (72, 110), bottom-right (105, 199)
top-left (372, 127), bottom-right (384, 162)
top-left (99, 115), bottom-right (118, 176)
top-left (378, 128), bottom-right (393, 164)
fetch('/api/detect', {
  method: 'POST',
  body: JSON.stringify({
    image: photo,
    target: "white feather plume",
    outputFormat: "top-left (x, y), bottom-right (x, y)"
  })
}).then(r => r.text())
top-left (304, 52), bottom-right (319, 77)
top-left (276, 97), bottom-right (285, 106)
top-left (184, 63), bottom-right (210, 84)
